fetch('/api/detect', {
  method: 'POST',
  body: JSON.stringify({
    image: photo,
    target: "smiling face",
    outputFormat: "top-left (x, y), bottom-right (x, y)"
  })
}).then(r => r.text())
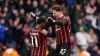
top-left (51, 5), bottom-right (64, 19)
top-left (52, 10), bottom-right (61, 19)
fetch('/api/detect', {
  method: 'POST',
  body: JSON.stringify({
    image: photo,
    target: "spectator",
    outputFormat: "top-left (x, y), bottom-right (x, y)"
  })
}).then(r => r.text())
top-left (43, 4), bottom-right (52, 17)
top-left (24, 0), bottom-right (32, 13)
top-left (39, 0), bottom-right (45, 12)
top-left (5, 19), bottom-right (14, 45)
top-left (96, 0), bottom-right (100, 13)
top-left (75, 26), bottom-right (90, 50)
top-left (2, 6), bottom-right (12, 21)
top-left (32, 0), bottom-right (39, 15)
top-left (73, 19), bottom-right (88, 33)
top-left (20, 38), bottom-right (31, 56)
top-left (88, 28), bottom-right (98, 47)
top-left (84, 0), bottom-right (97, 28)
top-left (91, 13), bottom-right (100, 38)
top-left (74, 4), bottom-right (83, 23)
top-left (18, 0), bottom-right (24, 10)
top-left (90, 45), bottom-right (99, 56)
top-left (0, 19), bottom-right (6, 44)
top-left (49, 0), bottom-right (57, 6)
top-left (19, 8), bottom-right (26, 24)
top-left (66, 0), bottom-right (73, 8)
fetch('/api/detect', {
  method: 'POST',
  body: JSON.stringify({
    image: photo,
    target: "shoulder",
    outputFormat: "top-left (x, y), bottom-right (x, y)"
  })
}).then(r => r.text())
top-left (64, 15), bottom-right (70, 20)
top-left (63, 15), bottom-right (71, 23)
top-left (64, 15), bottom-right (71, 25)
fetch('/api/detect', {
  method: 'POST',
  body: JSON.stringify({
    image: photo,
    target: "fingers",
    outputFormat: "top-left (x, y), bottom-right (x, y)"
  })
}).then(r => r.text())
top-left (30, 12), bottom-right (35, 17)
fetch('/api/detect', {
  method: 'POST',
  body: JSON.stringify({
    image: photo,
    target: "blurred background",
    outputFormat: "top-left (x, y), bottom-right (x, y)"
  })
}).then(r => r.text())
top-left (0, 0), bottom-right (100, 56)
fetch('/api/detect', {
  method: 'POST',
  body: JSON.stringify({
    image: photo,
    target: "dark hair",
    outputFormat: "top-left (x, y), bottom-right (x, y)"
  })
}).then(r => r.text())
top-left (51, 5), bottom-right (63, 12)
top-left (36, 17), bottom-right (46, 24)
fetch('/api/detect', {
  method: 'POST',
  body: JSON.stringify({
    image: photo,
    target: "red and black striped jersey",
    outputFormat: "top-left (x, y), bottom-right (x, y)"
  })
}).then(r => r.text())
top-left (55, 16), bottom-right (71, 45)
top-left (29, 28), bottom-right (47, 56)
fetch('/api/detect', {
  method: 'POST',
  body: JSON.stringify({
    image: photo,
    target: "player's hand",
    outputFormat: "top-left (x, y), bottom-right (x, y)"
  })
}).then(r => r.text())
top-left (30, 12), bottom-right (35, 17)
top-left (46, 17), bottom-right (55, 25)
top-left (30, 12), bottom-right (38, 21)
top-left (48, 18), bottom-right (53, 23)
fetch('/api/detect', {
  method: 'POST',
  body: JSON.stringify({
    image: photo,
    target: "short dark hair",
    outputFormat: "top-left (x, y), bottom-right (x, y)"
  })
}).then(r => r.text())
top-left (51, 5), bottom-right (63, 12)
top-left (36, 17), bottom-right (46, 24)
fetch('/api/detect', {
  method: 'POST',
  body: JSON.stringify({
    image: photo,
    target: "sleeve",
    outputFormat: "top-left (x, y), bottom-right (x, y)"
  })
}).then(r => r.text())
top-left (40, 29), bottom-right (48, 35)
top-left (55, 18), bottom-right (68, 25)
top-left (43, 22), bottom-right (56, 38)
top-left (46, 25), bottom-right (56, 38)
top-left (39, 29), bottom-right (55, 38)
top-left (47, 17), bottom-right (68, 25)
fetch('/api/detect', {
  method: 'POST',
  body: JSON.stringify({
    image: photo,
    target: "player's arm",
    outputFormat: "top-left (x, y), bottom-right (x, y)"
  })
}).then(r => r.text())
top-left (39, 29), bottom-right (53, 37)
top-left (47, 18), bottom-right (68, 25)
top-left (39, 28), bottom-right (56, 38)
top-left (54, 18), bottom-right (68, 25)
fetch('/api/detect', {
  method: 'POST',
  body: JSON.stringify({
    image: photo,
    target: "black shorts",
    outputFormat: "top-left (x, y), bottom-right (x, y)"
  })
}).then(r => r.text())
top-left (56, 44), bottom-right (71, 56)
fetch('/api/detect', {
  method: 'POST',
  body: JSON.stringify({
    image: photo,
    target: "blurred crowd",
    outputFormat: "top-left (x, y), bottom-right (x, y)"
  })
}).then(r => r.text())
top-left (0, 0), bottom-right (100, 56)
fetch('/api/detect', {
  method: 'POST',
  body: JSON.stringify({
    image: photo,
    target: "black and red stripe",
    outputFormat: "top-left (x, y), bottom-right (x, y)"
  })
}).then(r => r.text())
top-left (56, 16), bottom-right (71, 45)
top-left (30, 28), bottom-right (47, 56)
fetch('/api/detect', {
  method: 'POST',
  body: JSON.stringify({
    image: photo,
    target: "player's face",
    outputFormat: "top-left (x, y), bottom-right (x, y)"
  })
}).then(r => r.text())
top-left (52, 10), bottom-right (60, 19)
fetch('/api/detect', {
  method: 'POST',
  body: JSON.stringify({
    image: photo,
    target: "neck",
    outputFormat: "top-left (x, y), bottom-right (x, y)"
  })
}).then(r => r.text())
top-left (59, 13), bottom-right (64, 19)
